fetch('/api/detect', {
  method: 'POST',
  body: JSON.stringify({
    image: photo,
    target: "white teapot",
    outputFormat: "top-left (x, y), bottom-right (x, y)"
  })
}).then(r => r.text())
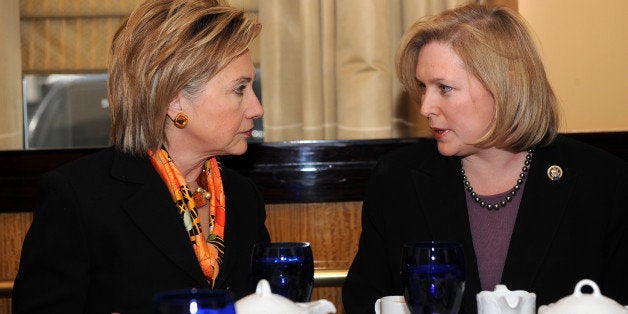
top-left (476, 284), bottom-right (536, 314)
top-left (235, 279), bottom-right (336, 314)
top-left (538, 279), bottom-right (628, 314)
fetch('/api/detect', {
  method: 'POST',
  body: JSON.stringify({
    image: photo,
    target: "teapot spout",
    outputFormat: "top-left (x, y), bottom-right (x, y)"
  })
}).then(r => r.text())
top-left (503, 295), bottom-right (522, 308)
top-left (296, 299), bottom-right (337, 314)
top-left (477, 285), bottom-right (536, 314)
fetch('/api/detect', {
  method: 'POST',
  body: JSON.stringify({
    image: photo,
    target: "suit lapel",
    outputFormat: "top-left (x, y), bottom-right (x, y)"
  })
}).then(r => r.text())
top-left (502, 143), bottom-right (577, 290)
top-left (213, 203), bottom-right (239, 289)
top-left (410, 153), bottom-right (482, 313)
top-left (411, 155), bottom-right (469, 241)
top-left (111, 151), bottom-right (208, 287)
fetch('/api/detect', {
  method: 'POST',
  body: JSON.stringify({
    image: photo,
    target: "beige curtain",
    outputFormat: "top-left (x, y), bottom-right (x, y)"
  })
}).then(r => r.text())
top-left (259, 0), bottom-right (471, 142)
top-left (20, 0), bottom-right (141, 74)
top-left (0, 1), bottom-right (23, 150)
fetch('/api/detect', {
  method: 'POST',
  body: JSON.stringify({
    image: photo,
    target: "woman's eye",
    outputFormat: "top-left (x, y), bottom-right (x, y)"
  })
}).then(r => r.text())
top-left (235, 84), bottom-right (246, 95)
top-left (440, 84), bottom-right (452, 93)
top-left (418, 83), bottom-right (426, 94)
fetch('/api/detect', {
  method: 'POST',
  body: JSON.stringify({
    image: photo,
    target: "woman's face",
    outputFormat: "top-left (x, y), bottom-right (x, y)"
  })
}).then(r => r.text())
top-left (173, 51), bottom-right (262, 156)
top-left (415, 41), bottom-right (495, 157)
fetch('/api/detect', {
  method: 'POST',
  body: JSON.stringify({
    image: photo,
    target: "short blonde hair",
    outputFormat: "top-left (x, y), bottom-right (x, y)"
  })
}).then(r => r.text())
top-left (396, 4), bottom-right (559, 151)
top-left (108, 0), bottom-right (261, 156)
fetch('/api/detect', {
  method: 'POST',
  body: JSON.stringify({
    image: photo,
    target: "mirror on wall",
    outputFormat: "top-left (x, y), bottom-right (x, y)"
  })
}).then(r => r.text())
top-left (22, 70), bottom-right (264, 149)
top-left (23, 74), bottom-right (109, 149)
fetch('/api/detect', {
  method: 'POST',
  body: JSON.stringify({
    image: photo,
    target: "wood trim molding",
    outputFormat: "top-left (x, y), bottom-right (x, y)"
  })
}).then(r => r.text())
top-left (0, 269), bottom-right (347, 296)
top-left (0, 132), bottom-right (626, 213)
top-left (0, 281), bottom-right (12, 296)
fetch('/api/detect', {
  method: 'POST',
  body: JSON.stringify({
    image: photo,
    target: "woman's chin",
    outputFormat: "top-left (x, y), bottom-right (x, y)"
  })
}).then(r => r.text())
top-left (226, 142), bottom-right (249, 156)
top-left (435, 142), bottom-right (461, 157)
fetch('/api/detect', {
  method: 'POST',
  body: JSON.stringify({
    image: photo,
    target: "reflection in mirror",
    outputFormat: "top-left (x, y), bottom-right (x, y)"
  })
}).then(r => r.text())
top-left (24, 74), bottom-right (109, 149)
top-left (23, 70), bottom-right (263, 149)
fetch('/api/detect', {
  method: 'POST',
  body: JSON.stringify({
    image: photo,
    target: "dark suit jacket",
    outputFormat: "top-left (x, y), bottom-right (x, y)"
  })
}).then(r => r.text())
top-left (342, 136), bottom-right (628, 314)
top-left (12, 147), bottom-right (270, 314)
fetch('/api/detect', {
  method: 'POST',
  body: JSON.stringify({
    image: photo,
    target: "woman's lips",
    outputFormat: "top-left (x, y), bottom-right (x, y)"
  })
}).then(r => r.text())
top-left (241, 129), bottom-right (253, 137)
top-left (432, 128), bottom-right (449, 139)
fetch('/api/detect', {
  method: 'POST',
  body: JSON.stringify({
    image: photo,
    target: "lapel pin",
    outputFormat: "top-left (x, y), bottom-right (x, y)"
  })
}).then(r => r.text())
top-left (547, 165), bottom-right (563, 181)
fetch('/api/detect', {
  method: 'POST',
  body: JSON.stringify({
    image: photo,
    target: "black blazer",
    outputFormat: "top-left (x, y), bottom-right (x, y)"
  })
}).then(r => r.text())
top-left (342, 136), bottom-right (628, 314)
top-left (12, 147), bottom-right (270, 314)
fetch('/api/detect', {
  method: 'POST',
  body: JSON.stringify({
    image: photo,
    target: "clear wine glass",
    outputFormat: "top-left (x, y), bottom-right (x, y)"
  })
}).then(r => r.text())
top-left (401, 241), bottom-right (466, 314)
top-left (251, 242), bottom-right (314, 302)
top-left (152, 288), bottom-right (235, 314)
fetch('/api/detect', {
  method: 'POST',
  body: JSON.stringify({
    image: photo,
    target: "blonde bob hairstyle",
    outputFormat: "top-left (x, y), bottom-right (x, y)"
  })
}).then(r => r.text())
top-left (108, 0), bottom-right (261, 156)
top-left (396, 4), bottom-right (559, 151)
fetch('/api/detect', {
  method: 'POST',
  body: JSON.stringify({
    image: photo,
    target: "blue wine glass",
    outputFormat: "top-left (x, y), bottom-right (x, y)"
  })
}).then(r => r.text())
top-left (251, 242), bottom-right (314, 302)
top-left (152, 288), bottom-right (235, 314)
top-left (401, 242), bottom-right (465, 314)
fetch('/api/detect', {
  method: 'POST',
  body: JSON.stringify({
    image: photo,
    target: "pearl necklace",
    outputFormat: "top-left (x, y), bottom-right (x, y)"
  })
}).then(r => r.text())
top-left (461, 149), bottom-right (533, 210)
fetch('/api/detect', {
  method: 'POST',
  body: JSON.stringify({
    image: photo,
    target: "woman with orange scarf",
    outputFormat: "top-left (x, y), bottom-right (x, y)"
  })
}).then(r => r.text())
top-left (13, 1), bottom-right (270, 313)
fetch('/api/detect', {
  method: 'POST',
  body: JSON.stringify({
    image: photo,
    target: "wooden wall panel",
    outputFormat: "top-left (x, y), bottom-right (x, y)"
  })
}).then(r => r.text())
top-left (265, 202), bottom-right (363, 314)
top-left (0, 213), bottom-right (32, 282)
top-left (265, 202), bottom-right (362, 269)
top-left (0, 213), bottom-right (32, 314)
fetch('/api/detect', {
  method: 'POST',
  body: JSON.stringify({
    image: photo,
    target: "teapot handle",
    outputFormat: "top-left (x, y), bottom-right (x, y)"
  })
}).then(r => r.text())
top-left (374, 299), bottom-right (381, 314)
top-left (573, 279), bottom-right (601, 297)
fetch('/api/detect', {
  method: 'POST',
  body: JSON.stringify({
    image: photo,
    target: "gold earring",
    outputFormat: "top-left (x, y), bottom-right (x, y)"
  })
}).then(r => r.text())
top-left (173, 112), bottom-right (189, 129)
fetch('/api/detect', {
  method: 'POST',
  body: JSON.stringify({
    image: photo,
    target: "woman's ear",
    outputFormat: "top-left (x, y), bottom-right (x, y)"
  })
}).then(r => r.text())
top-left (166, 92), bottom-right (183, 121)
top-left (167, 92), bottom-right (190, 129)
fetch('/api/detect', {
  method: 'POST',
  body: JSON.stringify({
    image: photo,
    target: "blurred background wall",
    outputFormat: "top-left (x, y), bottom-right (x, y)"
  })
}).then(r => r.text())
top-left (520, 1), bottom-right (628, 132)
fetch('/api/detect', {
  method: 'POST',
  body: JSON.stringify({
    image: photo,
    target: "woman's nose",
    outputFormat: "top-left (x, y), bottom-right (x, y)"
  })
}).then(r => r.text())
top-left (248, 94), bottom-right (264, 119)
top-left (419, 90), bottom-right (437, 118)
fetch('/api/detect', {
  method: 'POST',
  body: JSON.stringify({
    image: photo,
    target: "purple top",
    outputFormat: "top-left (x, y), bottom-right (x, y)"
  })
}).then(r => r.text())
top-left (466, 178), bottom-right (526, 291)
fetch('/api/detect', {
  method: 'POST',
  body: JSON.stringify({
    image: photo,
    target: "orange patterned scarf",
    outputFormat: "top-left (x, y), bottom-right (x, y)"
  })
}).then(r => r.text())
top-left (149, 148), bottom-right (226, 287)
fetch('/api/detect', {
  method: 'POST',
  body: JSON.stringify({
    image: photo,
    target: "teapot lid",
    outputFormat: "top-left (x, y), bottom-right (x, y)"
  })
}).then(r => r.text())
top-left (538, 279), bottom-right (628, 314)
top-left (235, 280), bottom-right (336, 314)
top-left (235, 280), bottom-right (303, 314)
